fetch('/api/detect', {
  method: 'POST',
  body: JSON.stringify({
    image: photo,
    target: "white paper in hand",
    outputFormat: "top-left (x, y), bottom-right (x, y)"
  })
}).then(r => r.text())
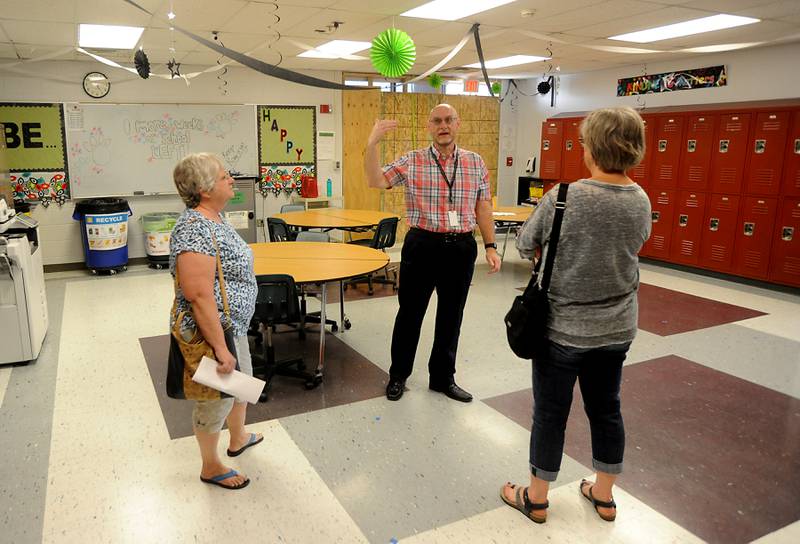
top-left (192, 356), bottom-right (266, 404)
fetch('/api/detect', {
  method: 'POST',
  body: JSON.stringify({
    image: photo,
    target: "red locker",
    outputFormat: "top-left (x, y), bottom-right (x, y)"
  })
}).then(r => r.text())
top-left (628, 115), bottom-right (654, 191)
top-left (780, 110), bottom-right (800, 197)
top-left (561, 119), bottom-right (585, 182)
top-left (678, 115), bottom-right (716, 191)
top-left (743, 111), bottom-right (789, 196)
top-left (651, 116), bottom-right (685, 190)
top-left (543, 181), bottom-right (558, 194)
top-left (769, 198), bottom-right (800, 287)
top-left (540, 120), bottom-right (563, 180)
top-left (670, 191), bottom-right (707, 265)
top-left (699, 194), bottom-right (741, 273)
top-left (641, 189), bottom-right (676, 260)
top-left (733, 196), bottom-right (778, 279)
top-left (710, 113), bottom-right (751, 194)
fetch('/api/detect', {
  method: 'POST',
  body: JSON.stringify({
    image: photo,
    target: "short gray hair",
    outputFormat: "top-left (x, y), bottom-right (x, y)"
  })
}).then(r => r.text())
top-left (580, 107), bottom-right (645, 174)
top-left (173, 153), bottom-right (223, 208)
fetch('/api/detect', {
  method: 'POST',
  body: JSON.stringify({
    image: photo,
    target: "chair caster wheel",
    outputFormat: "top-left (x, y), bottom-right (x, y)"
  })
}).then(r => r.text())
top-left (259, 391), bottom-right (269, 402)
top-left (331, 323), bottom-right (339, 332)
top-left (343, 318), bottom-right (351, 330)
top-left (109, 269), bottom-right (117, 275)
top-left (305, 375), bottom-right (322, 389)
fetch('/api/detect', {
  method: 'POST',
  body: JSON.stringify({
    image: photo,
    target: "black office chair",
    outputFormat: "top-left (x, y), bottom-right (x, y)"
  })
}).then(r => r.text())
top-left (344, 217), bottom-right (399, 295)
top-left (250, 274), bottom-right (320, 401)
top-left (267, 217), bottom-right (295, 242)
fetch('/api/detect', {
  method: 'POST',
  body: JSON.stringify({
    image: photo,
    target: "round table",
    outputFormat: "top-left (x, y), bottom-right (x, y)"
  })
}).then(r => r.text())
top-left (250, 242), bottom-right (389, 380)
top-left (273, 208), bottom-right (398, 232)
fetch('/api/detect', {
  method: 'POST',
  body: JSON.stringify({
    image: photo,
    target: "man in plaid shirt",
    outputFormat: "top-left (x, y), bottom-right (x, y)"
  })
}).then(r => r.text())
top-left (365, 103), bottom-right (502, 402)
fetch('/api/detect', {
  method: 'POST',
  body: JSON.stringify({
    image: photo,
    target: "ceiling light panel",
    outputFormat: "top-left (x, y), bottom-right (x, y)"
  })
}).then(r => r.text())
top-left (465, 55), bottom-right (550, 69)
top-left (79, 24), bottom-right (144, 49)
top-left (608, 14), bottom-right (760, 43)
top-left (401, 0), bottom-right (517, 22)
top-left (298, 40), bottom-right (372, 58)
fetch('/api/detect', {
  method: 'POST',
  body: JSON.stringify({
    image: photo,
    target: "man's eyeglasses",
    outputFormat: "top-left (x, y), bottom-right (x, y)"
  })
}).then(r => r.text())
top-left (430, 116), bottom-right (458, 126)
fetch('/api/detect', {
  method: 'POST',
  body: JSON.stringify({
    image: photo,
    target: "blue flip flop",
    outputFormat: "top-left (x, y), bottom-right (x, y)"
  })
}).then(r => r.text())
top-left (200, 470), bottom-right (250, 490)
top-left (226, 433), bottom-right (264, 457)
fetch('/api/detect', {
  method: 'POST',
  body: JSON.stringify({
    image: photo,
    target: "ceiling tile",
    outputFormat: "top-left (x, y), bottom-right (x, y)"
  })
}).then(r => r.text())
top-left (219, 4), bottom-right (321, 34)
top-left (151, 0), bottom-right (248, 32)
top-left (530, 1), bottom-right (666, 33)
top-left (569, 5), bottom-right (715, 39)
top-left (734, 0), bottom-right (800, 20)
top-left (3, 21), bottom-right (76, 46)
top-left (0, 0), bottom-right (76, 23)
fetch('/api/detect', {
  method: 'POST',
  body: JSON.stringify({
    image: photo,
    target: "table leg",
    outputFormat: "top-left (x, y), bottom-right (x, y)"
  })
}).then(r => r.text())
top-left (501, 224), bottom-right (511, 262)
top-left (316, 282), bottom-right (326, 379)
top-left (339, 280), bottom-right (345, 328)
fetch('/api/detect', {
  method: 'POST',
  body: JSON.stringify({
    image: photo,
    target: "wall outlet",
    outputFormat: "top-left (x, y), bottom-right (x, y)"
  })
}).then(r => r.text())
top-left (256, 219), bottom-right (264, 227)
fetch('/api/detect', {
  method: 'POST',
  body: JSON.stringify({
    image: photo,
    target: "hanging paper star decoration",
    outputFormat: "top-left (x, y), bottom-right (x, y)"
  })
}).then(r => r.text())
top-left (370, 28), bottom-right (416, 79)
top-left (167, 58), bottom-right (182, 79)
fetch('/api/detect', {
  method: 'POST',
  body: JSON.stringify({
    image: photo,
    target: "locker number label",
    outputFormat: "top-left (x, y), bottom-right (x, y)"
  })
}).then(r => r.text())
top-left (542, 140), bottom-right (550, 151)
top-left (687, 140), bottom-right (697, 153)
top-left (658, 140), bottom-right (667, 152)
top-left (719, 139), bottom-right (730, 153)
top-left (754, 139), bottom-right (766, 154)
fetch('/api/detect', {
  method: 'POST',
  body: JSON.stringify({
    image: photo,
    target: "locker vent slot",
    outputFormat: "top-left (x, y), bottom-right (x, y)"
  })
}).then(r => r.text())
top-left (658, 165), bottom-right (673, 180)
top-left (753, 170), bottom-right (775, 186)
top-left (782, 258), bottom-right (800, 276)
top-left (711, 245), bottom-right (726, 262)
top-left (716, 201), bottom-right (734, 211)
top-left (762, 121), bottom-right (781, 131)
top-left (743, 251), bottom-right (763, 268)
top-left (688, 166), bottom-right (704, 182)
top-left (791, 208), bottom-right (800, 219)
top-left (652, 235), bottom-right (666, 250)
top-left (680, 240), bottom-right (695, 256)
top-left (725, 122), bottom-right (743, 132)
top-left (719, 168), bottom-right (737, 184)
top-left (656, 195), bottom-right (670, 205)
top-left (663, 123), bottom-right (679, 133)
top-left (685, 198), bottom-right (700, 208)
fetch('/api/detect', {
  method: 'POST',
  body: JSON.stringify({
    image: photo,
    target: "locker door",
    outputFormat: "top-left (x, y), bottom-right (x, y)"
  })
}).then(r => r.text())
top-left (561, 119), bottom-right (584, 182)
top-left (744, 111), bottom-right (789, 196)
top-left (678, 114), bottom-right (716, 191)
top-left (710, 113), bottom-right (751, 194)
top-left (768, 198), bottom-right (800, 287)
top-left (651, 116), bottom-right (685, 190)
top-left (642, 189), bottom-right (676, 260)
top-left (780, 111), bottom-right (800, 197)
top-left (733, 196), bottom-right (778, 279)
top-left (699, 194), bottom-right (740, 273)
top-left (628, 115), bottom-right (654, 191)
top-left (540, 120), bottom-right (563, 180)
top-left (543, 181), bottom-right (558, 195)
top-left (670, 191), bottom-right (707, 265)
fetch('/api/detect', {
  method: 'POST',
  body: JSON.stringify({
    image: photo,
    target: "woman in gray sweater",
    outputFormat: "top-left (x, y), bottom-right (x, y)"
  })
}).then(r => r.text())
top-left (501, 107), bottom-right (651, 523)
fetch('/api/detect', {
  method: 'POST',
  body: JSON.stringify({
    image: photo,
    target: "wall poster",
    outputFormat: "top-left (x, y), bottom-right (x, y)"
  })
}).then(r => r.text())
top-left (257, 105), bottom-right (316, 197)
top-left (617, 65), bottom-right (727, 97)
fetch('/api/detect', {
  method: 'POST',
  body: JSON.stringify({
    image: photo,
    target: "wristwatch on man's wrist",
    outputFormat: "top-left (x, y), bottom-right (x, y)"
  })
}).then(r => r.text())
top-left (485, 242), bottom-right (498, 250)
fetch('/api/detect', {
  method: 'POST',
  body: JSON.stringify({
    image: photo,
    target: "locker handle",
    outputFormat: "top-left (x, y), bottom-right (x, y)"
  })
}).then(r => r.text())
top-left (542, 140), bottom-right (550, 151)
top-left (687, 139), bottom-right (696, 153)
top-left (709, 218), bottom-right (719, 231)
top-left (754, 139), bottom-right (766, 154)
top-left (719, 139), bottom-right (730, 153)
top-left (565, 140), bottom-right (573, 151)
top-left (743, 222), bottom-right (755, 236)
top-left (782, 227), bottom-right (794, 241)
top-left (678, 214), bottom-right (689, 227)
top-left (651, 211), bottom-right (660, 223)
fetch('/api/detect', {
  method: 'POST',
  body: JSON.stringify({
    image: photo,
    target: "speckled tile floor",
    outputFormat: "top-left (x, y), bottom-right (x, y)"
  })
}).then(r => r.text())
top-left (1, 246), bottom-right (798, 544)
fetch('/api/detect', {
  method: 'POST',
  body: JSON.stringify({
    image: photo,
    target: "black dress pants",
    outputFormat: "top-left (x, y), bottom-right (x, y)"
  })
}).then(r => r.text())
top-left (389, 228), bottom-right (478, 387)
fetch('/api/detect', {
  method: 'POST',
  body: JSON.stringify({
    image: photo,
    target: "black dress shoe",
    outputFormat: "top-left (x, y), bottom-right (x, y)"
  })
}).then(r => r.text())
top-left (386, 379), bottom-right (406, 401)
top-left (429, 382), bottom-right (473, 403)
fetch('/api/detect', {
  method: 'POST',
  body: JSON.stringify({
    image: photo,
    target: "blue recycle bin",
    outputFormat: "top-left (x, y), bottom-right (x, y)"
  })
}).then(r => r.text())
top-left (72, 198), bottom-right (133, 274)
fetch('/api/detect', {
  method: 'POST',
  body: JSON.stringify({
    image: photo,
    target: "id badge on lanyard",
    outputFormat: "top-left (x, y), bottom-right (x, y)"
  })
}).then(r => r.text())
top-left (432, 147), bottom-right (460, 229)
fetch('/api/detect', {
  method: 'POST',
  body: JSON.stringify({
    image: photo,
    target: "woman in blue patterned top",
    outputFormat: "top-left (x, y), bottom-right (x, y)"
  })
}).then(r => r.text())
top-left (170, 153), bottom-right (261, 490)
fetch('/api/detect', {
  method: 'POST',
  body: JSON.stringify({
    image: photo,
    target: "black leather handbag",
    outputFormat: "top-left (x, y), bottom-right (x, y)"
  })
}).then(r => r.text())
top-left (505, 183), bottom-right (568, 359)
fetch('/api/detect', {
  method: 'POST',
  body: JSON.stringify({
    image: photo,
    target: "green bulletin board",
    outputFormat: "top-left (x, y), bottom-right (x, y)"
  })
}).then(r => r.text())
top-left (256, 105), bottom-right (316, 197)
top-left (0, 102), bottom-right (70, 205)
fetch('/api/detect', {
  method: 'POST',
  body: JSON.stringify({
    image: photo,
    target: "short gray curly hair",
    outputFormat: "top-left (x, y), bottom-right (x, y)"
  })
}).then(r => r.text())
top-left (580, 107), bottom-right (645, 174)
top-left (173, 153), bottom-right (223, 208)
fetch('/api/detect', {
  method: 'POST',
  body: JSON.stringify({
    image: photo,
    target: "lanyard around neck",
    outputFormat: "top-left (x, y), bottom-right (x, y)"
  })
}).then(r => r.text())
top-left (430, 146), bottom-right (459, 204)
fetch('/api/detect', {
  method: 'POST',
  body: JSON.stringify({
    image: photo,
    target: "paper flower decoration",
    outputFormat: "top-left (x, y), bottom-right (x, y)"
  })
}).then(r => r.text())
top-left (428, 73), bottom-right (443, 90)
top-left (134, 49), bottom-right (150, 79)
top-left (491, 81), bottom-right (502, 95)
top-left (370, 28), bottom-right (416, 79)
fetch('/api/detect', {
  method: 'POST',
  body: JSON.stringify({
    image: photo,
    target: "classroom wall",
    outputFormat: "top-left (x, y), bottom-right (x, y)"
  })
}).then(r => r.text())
top-left (0, 60), bottom-right (344, 265)
top-left (497, 42), bottom-right (800, 206)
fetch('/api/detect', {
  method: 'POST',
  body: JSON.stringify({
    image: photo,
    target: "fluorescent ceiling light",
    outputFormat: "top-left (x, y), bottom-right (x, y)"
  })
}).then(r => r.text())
top-left (402, 0), bottom-right (517, 22)
top-left (465, 55), bottom-right (549, 69)
top-left (298, 40), bottom-right (371, 59)
top-left (681, 42), bottom-right (762, 53)
top-left (79, 24), bottom-right (144, 49)
top-left (608, 14), bottom-right (759, 43)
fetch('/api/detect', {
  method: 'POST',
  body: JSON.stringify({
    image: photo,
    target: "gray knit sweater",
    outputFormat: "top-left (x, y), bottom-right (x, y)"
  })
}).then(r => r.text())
top-left (516, 179), bottom-right (651, 348)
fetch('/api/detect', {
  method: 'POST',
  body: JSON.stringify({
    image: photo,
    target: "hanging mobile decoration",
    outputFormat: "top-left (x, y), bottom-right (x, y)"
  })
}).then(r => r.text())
top-left (370, 28), bottom-right (416, 79)
top-left (134, 49), bottom-right (151, 79)
top-left (167, 58), bottom-right (182, 79)
top-left (427, 73), bottom-right (443, 90)
top-left (212, 32), bottom-right (228, 95)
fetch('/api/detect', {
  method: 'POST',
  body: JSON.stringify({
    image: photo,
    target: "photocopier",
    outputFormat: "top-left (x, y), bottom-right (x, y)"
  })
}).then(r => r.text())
top-left (0, 198), bottom-right (48, 365)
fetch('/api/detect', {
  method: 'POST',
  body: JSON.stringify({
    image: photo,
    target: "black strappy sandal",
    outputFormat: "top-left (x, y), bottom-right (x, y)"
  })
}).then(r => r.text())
top-left (580, 479), bottom-right (617, 522)
top-left (500, 483), bottom-right (549, 524)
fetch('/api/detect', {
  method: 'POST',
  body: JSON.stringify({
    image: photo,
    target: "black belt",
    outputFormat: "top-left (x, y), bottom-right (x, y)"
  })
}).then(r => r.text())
top-left (409, 227), bottom-right (474, 242)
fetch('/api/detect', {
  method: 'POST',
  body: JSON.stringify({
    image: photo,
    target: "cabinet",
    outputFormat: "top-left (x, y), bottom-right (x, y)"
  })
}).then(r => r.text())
top-left (670, 191), bottom-right (707, 266)
top-left (744, 111), bottom-right (789, 196)
top-left (733, 196), bottom-right (778, 279)
top-left (710, 113), bottom-right (751, 195)
top-left (678, 115), bottom-right (716, 192)
top-left (651, 116), bottom-right (685, 190)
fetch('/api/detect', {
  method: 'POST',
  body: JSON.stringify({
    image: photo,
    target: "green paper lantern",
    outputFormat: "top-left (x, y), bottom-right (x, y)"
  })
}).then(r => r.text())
top-left (428, 73), bottom-right (443, 90)
top-left (491, 81), bottom-right (502, 95)
top-left (371, 28), bottom-right (416, 79)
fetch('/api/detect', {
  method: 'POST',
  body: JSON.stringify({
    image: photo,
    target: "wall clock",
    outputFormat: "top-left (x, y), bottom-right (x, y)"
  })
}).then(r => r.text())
top-left (82, 72), bottom-right (111, 98)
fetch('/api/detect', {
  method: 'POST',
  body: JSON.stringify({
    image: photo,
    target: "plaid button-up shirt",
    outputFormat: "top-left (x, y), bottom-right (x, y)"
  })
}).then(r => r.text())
top-left (383, 145), bottom-right (491, 233)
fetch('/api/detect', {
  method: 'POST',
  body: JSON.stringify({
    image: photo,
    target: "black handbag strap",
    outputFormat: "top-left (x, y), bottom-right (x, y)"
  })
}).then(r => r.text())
top-left (539, 183), bottom-right (569, 292)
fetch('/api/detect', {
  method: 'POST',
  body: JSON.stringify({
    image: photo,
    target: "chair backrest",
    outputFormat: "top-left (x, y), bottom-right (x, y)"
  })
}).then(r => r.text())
top-left (295, 231), bottom-right (330, 243)
top-left (371, 217), bottom-right (399, 250)
top-left (280, 204), bottom-right (305, 213)
top-left (267, 217), bottom-right (292, 242)
top-left (254, 274), bottom-right (300, 326)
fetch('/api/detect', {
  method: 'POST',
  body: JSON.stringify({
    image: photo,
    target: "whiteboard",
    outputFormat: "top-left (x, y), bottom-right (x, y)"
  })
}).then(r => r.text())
top-left (66, 104), bottom-right (258, 198)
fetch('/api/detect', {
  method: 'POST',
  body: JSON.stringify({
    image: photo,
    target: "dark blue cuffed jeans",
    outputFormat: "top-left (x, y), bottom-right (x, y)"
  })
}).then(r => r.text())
top-left (529, 339), bottom-right (631, 482)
